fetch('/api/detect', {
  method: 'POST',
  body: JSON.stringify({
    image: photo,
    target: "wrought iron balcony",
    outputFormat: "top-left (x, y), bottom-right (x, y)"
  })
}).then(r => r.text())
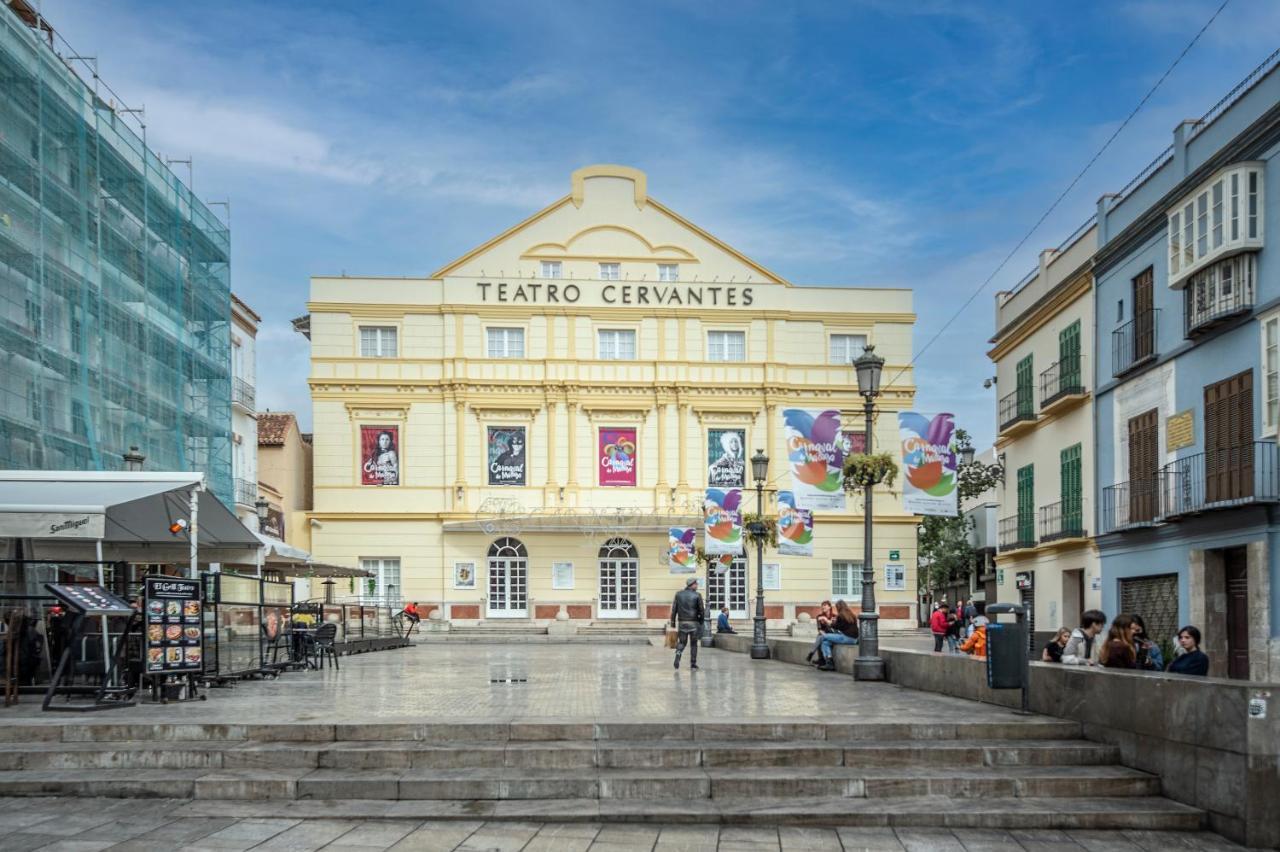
top-left (998, 389), bottom-right (1036, 434)
top-left (998, 514), bottom-right (1036, 553)
top-left (1160, 441), bottom-right (1280, 519)
top-left (232, 377), bottom-right (255, 411)
top-left (1112, 309), bottom-right (1159, 377)
top-left (1040, 358), bottom-right (1085, 410)
top-left (1185, 280), bottom-right (1254, 337)
top-left (1040, 498), bottom-right (1087, 543)
top-left (233, 477), bottom-right (257, 508)
top-left (1101, 479), bottom-right (1160, 533)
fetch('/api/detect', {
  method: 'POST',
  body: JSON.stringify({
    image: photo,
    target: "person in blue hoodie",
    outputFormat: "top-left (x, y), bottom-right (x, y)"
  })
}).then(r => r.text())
top-left (1166, 625), bottom-right (1210, 677)
top-left (716, 606), bottom-right (737, 634)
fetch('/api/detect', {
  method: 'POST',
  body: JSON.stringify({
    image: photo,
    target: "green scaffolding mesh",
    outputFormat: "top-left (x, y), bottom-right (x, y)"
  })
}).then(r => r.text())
top-left (0, 8), bottom-right (233, 505)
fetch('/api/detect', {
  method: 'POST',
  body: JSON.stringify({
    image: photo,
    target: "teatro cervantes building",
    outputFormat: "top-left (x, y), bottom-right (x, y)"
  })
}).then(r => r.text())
top-left (300, 165), bottom-right (921, 628)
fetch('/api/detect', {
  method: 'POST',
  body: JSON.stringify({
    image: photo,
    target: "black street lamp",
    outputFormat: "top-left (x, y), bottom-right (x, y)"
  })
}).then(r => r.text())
top-left (255, 496), bottom-right (271, 529)
top-left (122, 446), bottom-right (145, 472)
top-left (749, 448), bottom-right (771, 660)
top-left (958, 445), bottom-right (976, 468)
top-left (853, 345), bottom-right (886, 681)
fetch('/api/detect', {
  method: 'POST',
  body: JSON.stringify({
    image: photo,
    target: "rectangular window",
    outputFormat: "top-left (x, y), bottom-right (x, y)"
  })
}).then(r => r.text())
top-left (1061, 444), bottom-right (1082, 534)
top-left (1015, 354), bottom-right (1033, 417)
top-left (1231, 173), bottom-right (1240, 241)
top-left (831, 560), bottom-right (862, 597)
top-left (1267, 316), bottom-right (1279, 433)
top-left (1059, 321), bottom-right (1081, 390)
top-left (657, 263), bottom-right (679, 282)
top-left (598, 262), bottom-right (620, 280)
top-left (1183, 202), bottom-right (1195, 267)
top-left (1212, 180), bottom-right (1224, 249)
top-left (1016, 465), bottom-right (1035, 544)
top-left (361, 558), bottom-right (402, 601)
top-left (541, 261), bottom-right (562, 279)
top-left (486, 327), bottom-right (525, 359)
top-left (829, 333), bottom-right (868, 365)
top-left (1117, 299), bottom-right (1124, 322)
top-left (359, 326), bottom-right (397, 358)
top-left (1169, 211), bottom-right (1181, 275)
top-left (1196, 192), bottom-right (1209, 258)
top-left (598, 328), bottom-right (637, 360)
top-left (27, 380), bottom-right (38, 422)
top-left (707, 330), bottom-right (746, 362)
top-left (884, 563), bottom-right (906, 591)
top-left (1249, 171), bottom-right (1259, 239)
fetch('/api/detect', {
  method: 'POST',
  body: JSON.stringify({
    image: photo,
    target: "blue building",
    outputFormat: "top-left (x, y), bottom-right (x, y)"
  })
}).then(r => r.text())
top-left (1093, 54), bottom-right (1280, 681)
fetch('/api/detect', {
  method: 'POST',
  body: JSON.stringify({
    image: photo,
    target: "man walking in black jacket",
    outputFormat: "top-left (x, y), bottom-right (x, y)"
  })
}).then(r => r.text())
top-left (670, 577), bottom-right (706, 670)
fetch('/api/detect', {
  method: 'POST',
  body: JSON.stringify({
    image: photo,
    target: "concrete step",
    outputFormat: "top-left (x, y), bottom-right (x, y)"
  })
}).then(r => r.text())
top-left (0, 764), bottom-right (1162, 801)
top-left (165, 794), bottom-right (1210, 830)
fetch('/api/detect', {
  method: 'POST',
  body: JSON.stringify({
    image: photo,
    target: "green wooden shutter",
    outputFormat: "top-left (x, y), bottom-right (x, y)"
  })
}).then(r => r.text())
top-left (1016, 355), bottom-right (1034, 417)
top-left (1017, 464), bottom-right (1035, 544)
top-left (1059, 321), bottom-right (1081, 391)
top-left (1061, 444), bottom-right (1082, 534)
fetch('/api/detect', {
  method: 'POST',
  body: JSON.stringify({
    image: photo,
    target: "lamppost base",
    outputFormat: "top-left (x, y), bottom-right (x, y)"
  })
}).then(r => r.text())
top-left (750, 645), bottom-right (771, 659)
top-left (853, 655), bottom-right (885, 681)
top-left (750, 616), bottom-right (770, 659)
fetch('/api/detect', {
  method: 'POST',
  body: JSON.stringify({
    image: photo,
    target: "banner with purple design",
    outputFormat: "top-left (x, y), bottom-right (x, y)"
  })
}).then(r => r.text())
top-left (775, 491), bottom-right (814, 557)
top-left (668, 527), bottom-right (697, 574)
top-left (703, 488), bottom-right (743, 556)
top-left (782, 408), bottom-right (846, 511)
top-left (898, 412), bottom-right (958, 517)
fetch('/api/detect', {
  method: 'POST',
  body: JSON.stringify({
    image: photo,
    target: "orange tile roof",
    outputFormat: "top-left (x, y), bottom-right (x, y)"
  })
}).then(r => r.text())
top-left (258, 412), bottom-right (295, 446)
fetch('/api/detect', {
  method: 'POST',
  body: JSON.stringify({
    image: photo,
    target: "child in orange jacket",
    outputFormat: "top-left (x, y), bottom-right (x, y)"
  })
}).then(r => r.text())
top-left (959, 623), bottom-right (988, 659)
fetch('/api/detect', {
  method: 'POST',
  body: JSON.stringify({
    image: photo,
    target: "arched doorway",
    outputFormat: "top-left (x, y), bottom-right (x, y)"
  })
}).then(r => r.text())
top-left (707, 557), bottom-right (748, 619)
top-left (598, 537), bottom-right (639, 618)
top-left (487, 537), bottom-right (528, 618)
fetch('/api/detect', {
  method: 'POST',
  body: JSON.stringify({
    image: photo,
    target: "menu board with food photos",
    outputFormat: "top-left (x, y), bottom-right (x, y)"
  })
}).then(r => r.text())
top-left (143, 576), bottom-right (204, 673)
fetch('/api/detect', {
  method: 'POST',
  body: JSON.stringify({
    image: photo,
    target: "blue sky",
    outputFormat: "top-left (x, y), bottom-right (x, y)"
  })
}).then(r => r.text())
top-left (46, 0), bottom-right (1280, 447)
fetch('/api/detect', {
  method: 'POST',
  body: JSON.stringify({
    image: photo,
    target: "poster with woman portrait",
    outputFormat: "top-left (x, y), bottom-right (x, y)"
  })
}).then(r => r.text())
top-left (599, 428), bottom-right (637, 486)
top-left (707, 428), bottom-right (746, 488)
top-left (487, 427), bottom-right (526, 486)
top-left (360, 426), bottom-right (400, 486)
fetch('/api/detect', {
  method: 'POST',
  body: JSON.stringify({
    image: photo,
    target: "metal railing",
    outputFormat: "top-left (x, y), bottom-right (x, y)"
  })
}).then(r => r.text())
top-left (1112, 309), bottom-right (1159, 377)
top-left (1040, 499), bottom-right (1086, 542)
top-left (233, 477), bottom-right (256, 507)
top-left (1101, 480), bottom-right (1160, 533)
top-left (1160, 442), bottom-right (1280, 518)
top-left (998, 389), bottom-right (1036, 432)
top-left (1184, 279), bottom-right (1254, 337)
top-left (1040, 358), bottom-right (1084, 407)
top-left (233, 377), bottom-right (255, 410)
top-left (997, 514), bottom-right (1036, 553)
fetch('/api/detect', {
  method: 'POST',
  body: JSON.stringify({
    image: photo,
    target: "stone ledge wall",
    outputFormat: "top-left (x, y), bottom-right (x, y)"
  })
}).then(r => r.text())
top-left (712, 633), bottom-right (1279, 848)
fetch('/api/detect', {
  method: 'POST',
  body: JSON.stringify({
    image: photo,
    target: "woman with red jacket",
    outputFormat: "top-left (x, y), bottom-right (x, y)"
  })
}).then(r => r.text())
top-left (930, 603), bottom-right (950, 653)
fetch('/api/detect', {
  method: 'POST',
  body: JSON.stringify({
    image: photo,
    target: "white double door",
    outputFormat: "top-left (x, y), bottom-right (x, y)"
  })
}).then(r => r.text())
top-left (707, 558), bottom-right (749, 618)
top-left (487, 557), bottom-right (527, 617)
top-left (598, 557), bottom-right (639, 618)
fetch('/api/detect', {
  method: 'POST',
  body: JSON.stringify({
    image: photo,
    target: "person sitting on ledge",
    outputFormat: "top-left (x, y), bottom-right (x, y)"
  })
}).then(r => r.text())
top-left (805, 600), bottom-right (835, 663)
top-left (1042, 627), bottom-right (1070, 663)
top-left (1063, 609), bottom-right (1107, 666)
top-left (1099, 614), bottom-right (1139, 669)
top-left (716, 606), bottom-right (736, 634)
top-left (401, 601), bottom-right (421, 636)
top-left (1166, 625), bottom-right (1209, 677)
top-left (816, 600), bottom-right (859, 671)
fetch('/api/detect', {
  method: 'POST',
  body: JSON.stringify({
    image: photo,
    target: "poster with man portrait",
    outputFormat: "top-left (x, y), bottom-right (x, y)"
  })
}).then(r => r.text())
top-left (487, 427), bottom-right (527, 486)
top-left (840, 429), bottom-right (866, 457)
top-left (707, 428), bottom-right (746, 488)
top-left (360, 425), bottom-right (400, 486)
top-left (599, 428), bottom-right (637, 487)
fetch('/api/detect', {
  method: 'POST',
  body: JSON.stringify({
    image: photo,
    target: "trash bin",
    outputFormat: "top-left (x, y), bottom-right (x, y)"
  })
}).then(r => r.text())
top-left (986, 622), bottom-right (1026, 689)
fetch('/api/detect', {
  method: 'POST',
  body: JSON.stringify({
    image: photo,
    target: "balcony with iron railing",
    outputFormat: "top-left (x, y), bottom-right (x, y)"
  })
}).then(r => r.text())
top-left (1040, 498), bottom-right (1087, 543)
top-left (1184, 277), bottom-right (1255, 338)
top-left (997, 514), bottom-right (1036, 553)
top-left (1160, 441), bottom-right (1280, 519)
top-left (232, 377), bottom-right (255, 411)
top-left (233, 477), bottom-right (257, 508)
top-left (1040, 357), bottom-right (1086, 414)
top-left (1112, 309), bottom-right (1159, 378)
top-left (1100, 479), bottom-right (1160, 533)
top-left (997, 389), bottom-right (1036, 436)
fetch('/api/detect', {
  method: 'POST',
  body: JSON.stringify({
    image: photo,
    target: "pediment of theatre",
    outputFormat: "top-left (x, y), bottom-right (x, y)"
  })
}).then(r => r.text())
top-left (431, 164), bottom-right (789, 286)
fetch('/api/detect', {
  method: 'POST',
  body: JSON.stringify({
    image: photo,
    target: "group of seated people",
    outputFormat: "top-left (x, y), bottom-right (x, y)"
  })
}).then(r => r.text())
top-left (802, 600), bottom-right (859, 671)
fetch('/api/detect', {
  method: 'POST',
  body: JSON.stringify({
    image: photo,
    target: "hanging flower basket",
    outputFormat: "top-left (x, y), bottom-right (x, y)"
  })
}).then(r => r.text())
top-left (741, 512), bottom-right (779, 548)
top-left (843, 452), bottom-right (899, 489)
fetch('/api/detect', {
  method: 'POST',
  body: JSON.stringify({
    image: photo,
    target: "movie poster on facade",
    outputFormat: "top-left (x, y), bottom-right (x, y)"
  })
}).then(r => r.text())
top-left (703, 488), bottom-right (743, 556)
top-left (360, 425), bottom-right (400, 486)
top-left (899, 411), bottom-right (959, 516)
top-left (707, 428), bottom-right (746, 488)
top-left (599, 428), bottom-right (637, 486)
top-left (487, 426), bottom-right (527, 486)
top-left (776, 490), bottom-right (814, 557)
top-left (668, 527), bottom-right (697, 574)
top-left (782, 409), bottom-right (846, 510)
top-left (840, 429), bottom-right (866, 457)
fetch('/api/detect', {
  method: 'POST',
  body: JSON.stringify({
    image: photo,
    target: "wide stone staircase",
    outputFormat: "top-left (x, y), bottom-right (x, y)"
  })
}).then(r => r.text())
top-left (0, 719), bottom-right (1204, 829)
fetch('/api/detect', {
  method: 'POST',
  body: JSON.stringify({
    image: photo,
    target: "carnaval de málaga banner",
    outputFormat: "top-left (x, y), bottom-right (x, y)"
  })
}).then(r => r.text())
top-left (360, 425), bottom-right (400, 486)
top-left (898, 411), bottom-right (959, 517)
top-left (667, 527), bottom-right (697, 574)
top-left (776, 490), bottom-right (814, 557)
top-left (707, 428), bottom-right (746, 488)
top-left (487, 426), bottom-right (527, 486)
top-left (782, 408), bottom-right (845, 511)
top-left (703, 488), bottom-right (743, 556)
top-left (599, 428), bottom-right (637, 487)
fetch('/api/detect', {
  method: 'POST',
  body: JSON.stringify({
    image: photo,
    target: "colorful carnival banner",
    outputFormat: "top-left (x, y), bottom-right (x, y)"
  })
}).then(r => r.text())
top-left (707, 428), bottom-right (746, 488)
top-left (712, 553), bottom-right (735, 575)
top-left (599, 428), bottom-right (638, 486)
top-left (360, 425), bottom-right (400, 486)
top-left (703, 488), bottom-right (743, 556)
top-left (898, 412), bottom-right (959, 516)
top-left (667, 527), bottom-right (697, 574)
top-left (782, 408), bottom-right (846, 511)
top-left (776, 490), bottom-right (814, 557)
top-left (487, 426), bottom-right (526, 486)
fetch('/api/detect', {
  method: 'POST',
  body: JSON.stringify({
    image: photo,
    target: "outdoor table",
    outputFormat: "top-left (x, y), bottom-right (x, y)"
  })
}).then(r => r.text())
top-left (290, 628), bottom-right (318, 669)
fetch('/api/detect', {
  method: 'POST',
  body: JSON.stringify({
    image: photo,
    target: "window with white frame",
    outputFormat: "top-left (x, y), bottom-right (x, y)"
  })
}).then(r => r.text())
top-left (884, 563), bottom-right (906, 591)
top-left (359, 326), bottom-right (397, 358)
top-left (831, 561), bottom-right (863, 597)
top-left (707, 330), bottom-right (746, 362)
top-left (1168, 163), bottom-right (1264, 285)
top-left (361, 557), bottom-right (402, 601)
top-left (598, 328), bottom-right (637, 360)
top-left (598, 262), bottom-right (621, 280)
top-left (486, 327), bottom-right (525, 358)
top-left (540, 261), bottom-right (562, 279)
top-left (1265, 313), bottom-right (1280, 435)
top-left (1185, 254), bottom-right (1256, 333)
top-left (657, 263), bottom-right (679, 282)
top-left (829, 333), bottom-right (868, 365)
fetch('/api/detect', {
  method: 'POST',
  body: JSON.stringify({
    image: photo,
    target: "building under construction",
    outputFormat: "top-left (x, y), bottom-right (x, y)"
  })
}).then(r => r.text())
top-left (0, 1), bottom-right (232, 504)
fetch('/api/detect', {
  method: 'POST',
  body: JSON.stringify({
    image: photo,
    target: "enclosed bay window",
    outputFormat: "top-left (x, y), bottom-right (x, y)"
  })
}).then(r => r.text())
top-left (1168, 162), bottom-right (1264, 285)
top-left (359, 326), bottom-right (397, 358)
top-left (598, 328), bottom-right (637, 360)
top-left (486, 327), bottom-right (525, 358)
top-left (1184, 254), bottom-right (1256, 336)
top-left (657, 263), bottom-right (679, 282)
top-left (829, 333), bottom-right (867, 365)
top-left (598, 262), bottom-right (621, 280)
top-left (540, 261), bottom-right (562, 279)
top-left (707, 330), bottom-right (746, 362)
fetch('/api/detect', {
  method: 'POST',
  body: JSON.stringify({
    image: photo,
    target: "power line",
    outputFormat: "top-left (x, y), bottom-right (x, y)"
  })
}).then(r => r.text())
top-left (880, 0), bottom-right (1231, 394)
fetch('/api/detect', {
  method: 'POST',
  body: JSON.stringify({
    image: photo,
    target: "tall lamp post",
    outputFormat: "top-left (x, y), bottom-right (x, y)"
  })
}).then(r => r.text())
top-left (853, 345), bottom-right (886, 681)
top-left (749, 449), bottom-right (771, 659)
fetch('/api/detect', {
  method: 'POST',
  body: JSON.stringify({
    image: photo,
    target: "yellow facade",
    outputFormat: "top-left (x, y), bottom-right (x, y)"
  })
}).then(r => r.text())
top-left (305, 166), bottom-right (920, 626)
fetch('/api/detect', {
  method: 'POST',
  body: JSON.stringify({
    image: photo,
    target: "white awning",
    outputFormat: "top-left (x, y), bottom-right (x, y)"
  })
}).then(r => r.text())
top-left (255, 532), bottom-right (311, 564)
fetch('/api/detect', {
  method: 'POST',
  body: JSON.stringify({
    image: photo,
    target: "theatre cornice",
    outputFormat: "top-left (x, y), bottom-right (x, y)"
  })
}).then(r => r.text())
top-left (306, 301), bottom-right (916, 325)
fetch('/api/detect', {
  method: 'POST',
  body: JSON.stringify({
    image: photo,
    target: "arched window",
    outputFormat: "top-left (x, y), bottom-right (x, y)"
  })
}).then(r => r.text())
top-left (488, 537), bottom-right (527, 559)
top-left (598, 537), bottom-right (638, 559)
